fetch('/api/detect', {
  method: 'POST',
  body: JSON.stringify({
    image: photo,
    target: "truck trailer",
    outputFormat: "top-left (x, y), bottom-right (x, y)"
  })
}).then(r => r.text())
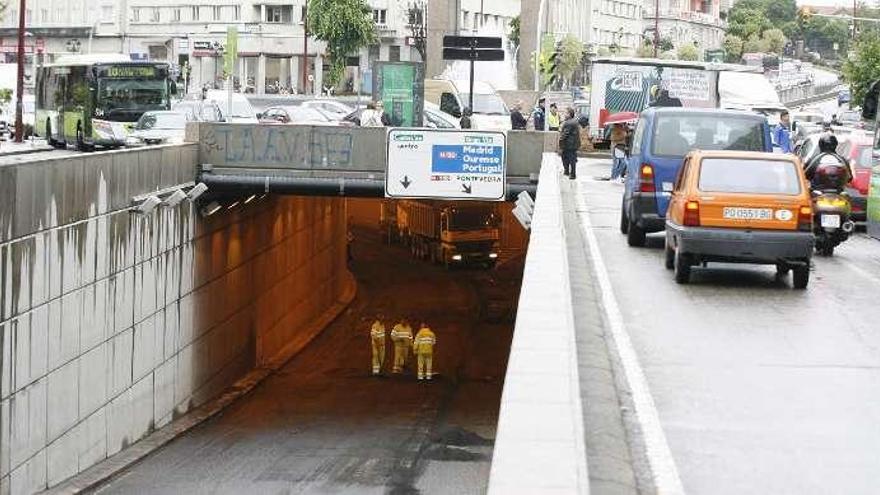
top-left (395, 200), bottom-right (500, 268)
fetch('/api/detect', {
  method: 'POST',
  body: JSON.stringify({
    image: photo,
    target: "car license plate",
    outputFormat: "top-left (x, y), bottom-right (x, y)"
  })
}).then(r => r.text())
top-left (821, 214), bottom-right (841, 228)
top-left (722, 207), bottom-right (772, 220)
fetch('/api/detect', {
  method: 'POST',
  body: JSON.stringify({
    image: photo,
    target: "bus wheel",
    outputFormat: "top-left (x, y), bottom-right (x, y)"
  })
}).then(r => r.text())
top-left (46, 120), bottom-right (62, 149)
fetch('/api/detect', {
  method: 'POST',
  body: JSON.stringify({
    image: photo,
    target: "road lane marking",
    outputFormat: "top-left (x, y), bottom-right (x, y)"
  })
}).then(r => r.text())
top-left (574, 179), bottom-right (686, 495)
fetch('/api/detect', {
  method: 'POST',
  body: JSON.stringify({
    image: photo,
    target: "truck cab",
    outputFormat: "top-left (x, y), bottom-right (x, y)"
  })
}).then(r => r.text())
top-left (424, 79), bottom-right (510, 131)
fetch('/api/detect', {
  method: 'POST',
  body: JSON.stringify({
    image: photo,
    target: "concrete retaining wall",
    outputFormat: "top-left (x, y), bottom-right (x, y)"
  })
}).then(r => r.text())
top-left (0, 146), bottom-right (351, 494)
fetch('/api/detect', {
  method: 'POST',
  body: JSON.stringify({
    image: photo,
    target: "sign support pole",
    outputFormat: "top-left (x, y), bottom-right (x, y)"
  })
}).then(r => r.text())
top-left (468, 40), bottom-right (475, 114)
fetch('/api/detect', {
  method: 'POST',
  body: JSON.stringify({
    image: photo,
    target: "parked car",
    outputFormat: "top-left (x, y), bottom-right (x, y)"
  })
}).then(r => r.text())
top-left (258, 105), bottom-right (339, 125)
top-left (621, 108), bottom-right (773, 247)
top-left (300, 99), bottom-right (355, 121)
top-left (665, 150), bottom-right (814, 288)
top-left (343, 102), bottom-right (460, 129)
top-left (172, 100), bottom-right (223, 122)
top-left (126, 111), bottom-right (187, 146)
top-left (837, 135), bottom-right (874, 221)
top-left (186, 90), bottom-right (258, 123)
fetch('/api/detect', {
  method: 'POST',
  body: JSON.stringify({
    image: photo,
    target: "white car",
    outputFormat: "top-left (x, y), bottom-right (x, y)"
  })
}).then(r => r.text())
top-left (126, 111), bottom-right (187, 146)
top-left (301, 99), bottom-right (355, 121)
top-left (423, 102), bottom-right (460, 129)
top-left (190, 90), bottom-right (258, 123)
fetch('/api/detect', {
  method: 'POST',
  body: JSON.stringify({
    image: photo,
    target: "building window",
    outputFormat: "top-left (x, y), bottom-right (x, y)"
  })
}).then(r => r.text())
top-left (213, 6), bottom-right (222, 21)
top-left (233, 5), bottom-right (241, 20)
top-left (101, 5), bottom-right (113, 22)
top-left (373, 9), bottom-right (386, 25)
top-left (150, 7), bottom-right (159, 22)
top-left (192, 6), bottom-right (199, 21)
top-left (131, 7), bottom-right (140, 22)
top-left (389, 45), bottom-right (401, 61)
top-left (172, 8), bottom-right (181, 22)
top-left (300, 6), bottom-right (307, 22)
top-left (40, 8), bottom-right (48, 22)
top-left (267, 6), bottom-right (282, 22)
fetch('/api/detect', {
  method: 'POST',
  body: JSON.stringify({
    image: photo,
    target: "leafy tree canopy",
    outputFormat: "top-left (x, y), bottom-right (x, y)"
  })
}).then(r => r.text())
top-left (308, 0), bottom-right (376, 86)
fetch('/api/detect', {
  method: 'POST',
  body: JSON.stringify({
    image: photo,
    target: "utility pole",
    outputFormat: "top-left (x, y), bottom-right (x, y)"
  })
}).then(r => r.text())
top-left (653, 0), bottom-right (660, 58)
top-left (302, 1), bottom-right (309, 94)
top-left (14, 0), bottom-right (26, 143)
top-left (853, 0), bottom-right (858, 40)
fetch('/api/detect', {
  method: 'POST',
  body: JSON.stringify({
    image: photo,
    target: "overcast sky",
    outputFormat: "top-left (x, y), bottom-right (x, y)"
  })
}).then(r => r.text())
top-left (797, 0), bottom-right (875, 7)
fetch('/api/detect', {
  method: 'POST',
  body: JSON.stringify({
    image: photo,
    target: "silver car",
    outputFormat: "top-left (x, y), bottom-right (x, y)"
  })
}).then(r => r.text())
top-left (126, 111), bottom-right (188, 147)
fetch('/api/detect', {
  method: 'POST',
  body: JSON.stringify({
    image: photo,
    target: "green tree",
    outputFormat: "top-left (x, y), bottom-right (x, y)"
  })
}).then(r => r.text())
top-left (636, 43), bottom-right (655, 58)
top-left (762, 28), bottom-right (787, 54)
top-left (843, 32), bottom-right (880, 105)
top-left (743, 33), bottom-right (769, 53)
top-left (509, 16), bottom-right (520, 48)
top-left (723, 34), bottom-right (744, 61)
top-left (557, 34), bottom-right (584, 85)
top-left (307, 0), bottom-right (376, 87)
top-left (677, 44), bottom-right (699, 61)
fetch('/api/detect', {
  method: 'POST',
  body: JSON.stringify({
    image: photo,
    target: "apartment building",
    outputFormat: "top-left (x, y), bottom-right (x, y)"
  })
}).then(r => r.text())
top-left (643, 0), bottom-right (725, 55)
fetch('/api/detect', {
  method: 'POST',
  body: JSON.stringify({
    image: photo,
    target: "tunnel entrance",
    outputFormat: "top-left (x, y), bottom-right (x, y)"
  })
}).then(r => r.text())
top-left (96, 196), bottom-right (527, 494)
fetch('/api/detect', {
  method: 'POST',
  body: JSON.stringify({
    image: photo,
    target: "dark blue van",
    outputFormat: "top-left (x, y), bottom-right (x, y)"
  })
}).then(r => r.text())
top-left (621, 108), bottom-right (773, 246)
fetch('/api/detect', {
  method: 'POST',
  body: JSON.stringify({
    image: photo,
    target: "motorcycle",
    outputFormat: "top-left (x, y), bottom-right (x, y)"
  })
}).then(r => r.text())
top-left (811, 190), bottom-right (855, 256)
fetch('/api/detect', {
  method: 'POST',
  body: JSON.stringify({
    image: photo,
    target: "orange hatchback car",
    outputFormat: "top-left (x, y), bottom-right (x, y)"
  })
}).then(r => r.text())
top-left (665, 151), bottom-right (814, 289)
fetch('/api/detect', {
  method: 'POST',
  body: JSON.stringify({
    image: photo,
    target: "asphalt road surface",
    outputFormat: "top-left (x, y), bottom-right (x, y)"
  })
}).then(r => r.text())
top-left (94, 219), bottom-right (523, 494)
top-left (577, 157), bottom-right (880, 495)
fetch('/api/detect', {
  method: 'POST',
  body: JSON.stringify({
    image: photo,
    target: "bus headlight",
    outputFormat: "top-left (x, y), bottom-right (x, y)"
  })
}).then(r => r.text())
top-left (489, 253), bottom-right (498, 259)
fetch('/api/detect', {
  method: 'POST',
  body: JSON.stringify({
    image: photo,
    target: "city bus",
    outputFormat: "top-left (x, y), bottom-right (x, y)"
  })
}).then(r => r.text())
top-left (35, 54), bottom-right (174, 150)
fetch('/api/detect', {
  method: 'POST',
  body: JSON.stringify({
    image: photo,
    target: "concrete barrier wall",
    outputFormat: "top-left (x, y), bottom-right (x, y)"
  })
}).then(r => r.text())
top-left (0, 146), bottom-right (352, 494)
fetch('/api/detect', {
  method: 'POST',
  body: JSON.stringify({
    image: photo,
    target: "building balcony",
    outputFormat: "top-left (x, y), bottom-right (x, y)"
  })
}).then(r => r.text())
top-left (643, 9), bottom-right (725, 28)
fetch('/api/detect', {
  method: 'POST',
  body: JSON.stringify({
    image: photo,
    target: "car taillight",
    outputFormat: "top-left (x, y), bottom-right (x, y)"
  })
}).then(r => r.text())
top-left (798, 205), bottom-right (812, 231)
top-left (639, 164), bottom-right (655, 192)
top-left (683, 201), bottom-right (700, 227)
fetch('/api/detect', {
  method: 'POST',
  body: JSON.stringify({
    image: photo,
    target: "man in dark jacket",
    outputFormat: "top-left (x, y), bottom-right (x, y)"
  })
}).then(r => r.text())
top-left (510, 102), bottom-right (528, 130)
top-left (559, 108), bottom-right (587, 180)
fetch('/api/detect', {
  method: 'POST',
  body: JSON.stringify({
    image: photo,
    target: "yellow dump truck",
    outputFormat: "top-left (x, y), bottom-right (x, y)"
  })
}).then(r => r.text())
top-left (395, 200), bottom-right (500, 268)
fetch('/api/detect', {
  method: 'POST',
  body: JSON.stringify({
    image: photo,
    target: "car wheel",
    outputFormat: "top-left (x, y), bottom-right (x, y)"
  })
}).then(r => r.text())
top-left (626, 219), bottom-right (646, 247)
top-left (819, 243), bottom-right (834, 257)
top-left (776, 263), bottom-right (791, 276)
top-left (674, 248), bottom-right (691, 284)
top-left (792, 265), bottom-right (810, 289)
top-left (664, 240), bottom-right (675, 270)
top-left (619, 199), bottom-right (629, 235)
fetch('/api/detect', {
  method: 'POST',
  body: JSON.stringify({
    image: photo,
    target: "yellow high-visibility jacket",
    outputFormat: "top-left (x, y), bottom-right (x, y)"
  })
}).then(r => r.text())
top-left (391, 324), bottom-right (413, 343)
top-left (370, 321), bottom-right (385, 340)
top-left (413, 327), bottom-right (436, 355)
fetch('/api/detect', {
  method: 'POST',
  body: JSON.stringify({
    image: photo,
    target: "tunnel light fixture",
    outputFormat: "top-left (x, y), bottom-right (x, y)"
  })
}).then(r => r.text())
top-left (187, 182), bottom-right (208, 202)
top-left (244, 194), bottom-right (256, 204)
top-left (133, 195), bottom-right (161, 215)
top-left (226, 200), bottom-right (240, 210)
top-left (163, 189), bottom-right (187, 207)
top-left (489, 253), bottom-right (499, 259)
top-left (452, 254), bottom-right (463, 261)
top-left (201, 201), bottom-right (222, 217)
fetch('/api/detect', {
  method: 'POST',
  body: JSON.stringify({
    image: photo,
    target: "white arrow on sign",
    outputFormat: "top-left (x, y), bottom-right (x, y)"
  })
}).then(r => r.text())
top-left (385, 129), bottom-right (506, 201)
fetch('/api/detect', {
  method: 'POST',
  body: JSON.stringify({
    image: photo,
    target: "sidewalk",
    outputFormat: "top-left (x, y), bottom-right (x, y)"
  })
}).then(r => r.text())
top-left (0, 138), bottom-right (53, 156)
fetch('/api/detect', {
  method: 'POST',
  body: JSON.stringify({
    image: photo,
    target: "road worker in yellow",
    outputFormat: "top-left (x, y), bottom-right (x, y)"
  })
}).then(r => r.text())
top-left (370, 315), bottom-right (387, 375)
top-left (414, 323), bottom-right (436, 381)
top-left (390, 319), bottom-right (413, 373)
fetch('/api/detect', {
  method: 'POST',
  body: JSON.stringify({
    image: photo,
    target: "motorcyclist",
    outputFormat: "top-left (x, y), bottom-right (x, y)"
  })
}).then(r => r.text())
top-left (804, 133), bottom-right (853, 192)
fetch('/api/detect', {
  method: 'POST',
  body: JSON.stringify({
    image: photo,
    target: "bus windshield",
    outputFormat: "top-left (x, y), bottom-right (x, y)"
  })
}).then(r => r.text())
top-left (97, 78), bottom-right (168, 118)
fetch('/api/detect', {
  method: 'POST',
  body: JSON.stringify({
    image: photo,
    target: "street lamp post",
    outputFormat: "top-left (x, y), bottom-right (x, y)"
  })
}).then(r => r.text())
top-left (14, 0), bottom-right (26, 143)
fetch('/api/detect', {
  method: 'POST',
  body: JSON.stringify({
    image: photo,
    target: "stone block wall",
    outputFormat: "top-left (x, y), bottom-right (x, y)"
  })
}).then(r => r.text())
top-left (0, 146), bottom-right (351, 494)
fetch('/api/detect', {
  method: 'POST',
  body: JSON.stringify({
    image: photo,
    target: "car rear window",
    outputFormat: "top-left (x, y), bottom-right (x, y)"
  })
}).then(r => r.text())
top-left (698, 158), bottom-right (801, 195)
top-left (652, 115), bottom-right (766, 157)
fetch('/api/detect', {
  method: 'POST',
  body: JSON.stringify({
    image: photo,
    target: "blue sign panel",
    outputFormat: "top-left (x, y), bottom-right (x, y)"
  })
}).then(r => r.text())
top-left (431, 145), bottom-right (504, 174)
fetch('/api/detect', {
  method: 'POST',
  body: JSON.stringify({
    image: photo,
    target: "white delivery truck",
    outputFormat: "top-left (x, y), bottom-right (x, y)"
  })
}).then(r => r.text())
top-left (424, 79), bottom-right (510, 130)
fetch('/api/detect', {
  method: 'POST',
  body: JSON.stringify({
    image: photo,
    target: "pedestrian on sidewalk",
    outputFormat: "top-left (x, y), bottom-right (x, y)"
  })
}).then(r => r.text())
top-left (609, 123), bottom-right (629, 181)
top-left (559, 108), bottom-right (588, 180)
top-left (413, 323), bottom-right (436, 381)
top-left (370, 315), bottom-right (387, 375)
top-left (391, 318), bottom-right (413, 373)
